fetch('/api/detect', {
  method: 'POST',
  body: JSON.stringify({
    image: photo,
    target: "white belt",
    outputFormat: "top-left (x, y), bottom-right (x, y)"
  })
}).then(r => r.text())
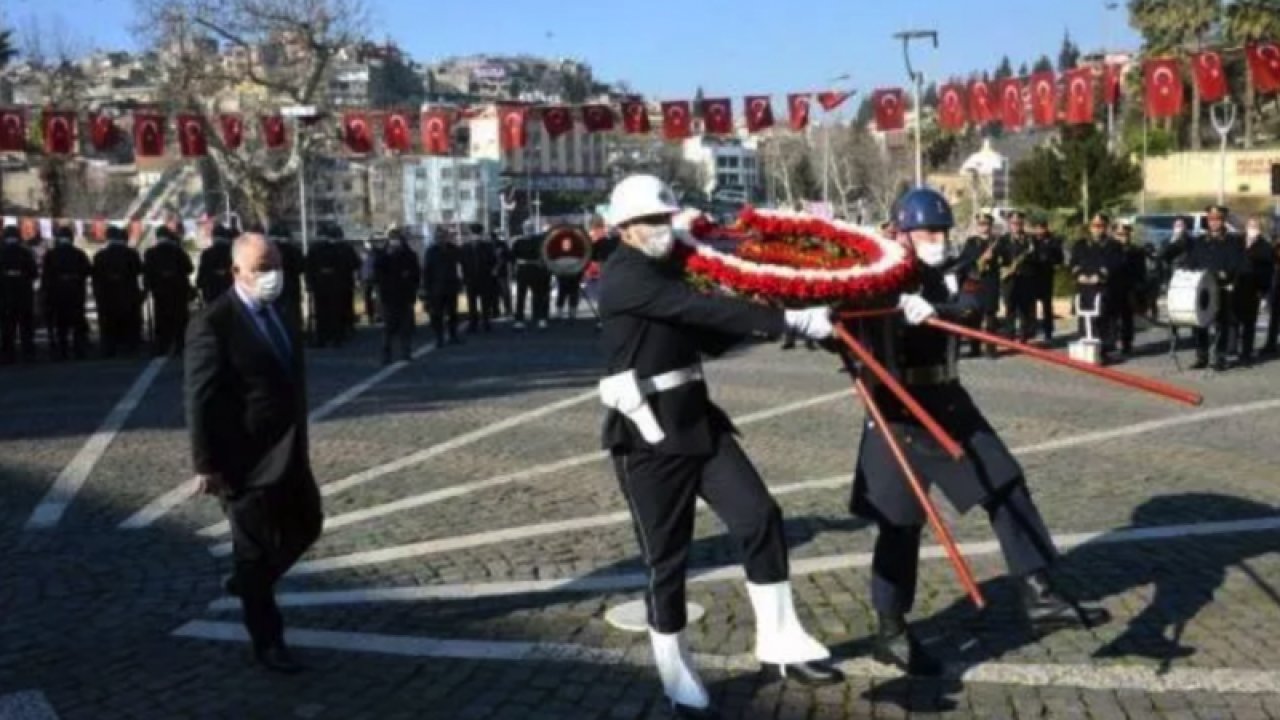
top-left (599, 364), bottom-right (704, 444)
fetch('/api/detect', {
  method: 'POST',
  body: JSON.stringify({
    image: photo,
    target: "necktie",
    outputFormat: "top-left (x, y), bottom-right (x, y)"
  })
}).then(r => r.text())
top-left (257, 306), bottom-right (291, 367)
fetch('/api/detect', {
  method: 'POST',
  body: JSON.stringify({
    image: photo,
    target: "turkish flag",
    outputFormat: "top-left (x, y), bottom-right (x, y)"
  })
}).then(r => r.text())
top-left (384, 111), bottom-right (413, 152)
top-left (1190, 51), bottom-right (1227, 103)
top-left (421, 109), bottom-right (452, 156)
top-left (260, 115), bottom-right (287, 149)
top-left (702, 98), bottom-right (733, 134)
top-left (498, 105), bottom-right (528, 151)
top-left (997, 78), bottom-right (1025, 129)
top-left (89, 113), bottom-right (117, 151)
top-left (817, 91), bottom-right (852, 111)
top-left (872, 88), bottom-right (906, 131)
top-left (968, 80), bottom-right (995, 125)
top-left (1064, 68), bottom-right (1095, 125)
top-left (343, 112), bottom-right (374, 154)
top-left (1144, 59), bottom-right (1184, 118)
top-left (219, 114), bottom-right (244, 150)
top-left (787, 94), bottom-right (811, 130)
top-left (177, 114), bottom-right (207, 157)
top-left (582, 104), bottom-right (615, 132)
top-left (0, 109), bottom-right (26, 152)
top-left (661, 101), bottom-right (692, 140)
top-left (1246, 42), bottom-right (1280, 94)
top-left (621, 99), bottom-right (650, 134)
top-left (133, 112), bottom-right (165, 157)
top-left (43, 111), bottom-right (76, 155)
top-left (1103, 64), bottom-right (1124, 106)
top-left (744, 96), bottom-right (774, 133)
top-left (542, 106), bottom-right (574, 139)
top-left (938, 84), bottom-right (967, 131)
top-left (1029, 72), bottom-right (1057, 127)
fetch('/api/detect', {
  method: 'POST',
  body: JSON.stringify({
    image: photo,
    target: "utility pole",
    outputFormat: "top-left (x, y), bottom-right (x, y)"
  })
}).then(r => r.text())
top-left (893, 29), bottom-right (938, 187)
top-left (282, 105), bottom-right (318, 255)
top-left (1104, 1), bottom-right (1119, 152)
top-left (1211, 101), bottom-right (1237, 205)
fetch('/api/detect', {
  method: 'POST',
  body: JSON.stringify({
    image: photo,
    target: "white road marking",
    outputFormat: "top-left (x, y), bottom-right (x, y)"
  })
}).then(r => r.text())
top-left (119, 343), bottom-right (437, 530)
top-left (26, 358), bottom-right (166, 529)
top-left (204, 389), bottom-right (851, 540)
top-left (173, 620), bottom-right (1280, 694)
top-left (207, 513), bottom-right (1280, 610)
top-left (0, 690), bottom-right (61, 720)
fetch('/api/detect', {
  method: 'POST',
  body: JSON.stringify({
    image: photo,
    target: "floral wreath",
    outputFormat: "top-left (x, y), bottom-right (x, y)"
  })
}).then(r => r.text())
top-left (671, 206), bottom-right (917, 306)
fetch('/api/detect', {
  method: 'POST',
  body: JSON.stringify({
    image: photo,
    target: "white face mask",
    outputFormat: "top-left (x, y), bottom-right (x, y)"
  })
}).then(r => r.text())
top-left (638, 225), bottom-right (674, 258)
top-left (254, 269), bottom-right (284, 303)
top-left (1247, 228), bottom-right (1261, 240)
top-left (915, 242), bottom-right (947, 267)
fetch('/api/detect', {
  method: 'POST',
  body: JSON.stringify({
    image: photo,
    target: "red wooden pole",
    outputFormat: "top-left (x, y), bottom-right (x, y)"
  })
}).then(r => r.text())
top-left (834, 324), bottom-right (965, 460)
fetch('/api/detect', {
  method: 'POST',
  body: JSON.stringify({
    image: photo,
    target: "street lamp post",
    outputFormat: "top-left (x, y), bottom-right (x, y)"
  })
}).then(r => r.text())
top-left (893, 30), bottom-right (939, 188)
top-left (1104, 1), bottom-right (1119, 152)
top-left (282, 105), bottom-right (318, 256)
top-left (1211, 101), bottom-right (1238, 205)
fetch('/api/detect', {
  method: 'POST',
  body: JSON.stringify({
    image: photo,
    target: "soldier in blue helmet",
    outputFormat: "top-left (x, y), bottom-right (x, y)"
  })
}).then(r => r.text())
top-left (844, 187), bottom-right (1107, 675)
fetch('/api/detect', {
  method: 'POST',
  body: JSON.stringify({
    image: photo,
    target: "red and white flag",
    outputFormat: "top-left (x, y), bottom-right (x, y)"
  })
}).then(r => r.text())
top-left (342, 112), bottom-right (374, 154)
top-left (1144, 58), bottom-right (1184, 118)
top-left (621, 99), bottom-right (651, 134)
top-left (997, 78), bottom-right (1025, 130)
top-left (968, 80), bottom-right (995, 125)
top-left (1064, 68), bottom-right (1095, 125)
top-left (1030, 72), bottom-right (1057, 127)
top-left (177, 114), bottom-right (207, 157)
top-left (1246, 42), bottom-right (1280, 94)
top-left (702, 98), bottom-right (733, 134)
top-left (219, 114), bottom-right (244, 151)
top-left (498, 105), bottom-right (528, 150)
top-left (744, 95), bottom-right (775, 133)
top-left (43, 111), bottom-right (76, 155)
top-left (260, 115), bottom-right (288, 150)
top-left (89, 113), bottom-right (117, 152)
top-left (787, 94), bottom-right (811, 130)
top-left (133, 112), bottom-right (165, 157)
top-left (661, 101), bottom-right (692, 140)
top-left (582, 104), bottom-right (615, 132)
top-left (383, 111), bottom-right (413, 152)
top-left (938, 84), bottom-right (967, 132)
top-left (542, 106), bottom-right (574, 139)
top-left (421, 109), bottom-right (452, 156)
top-left (1103, 64), bottom-right (1124, 106)
top-left (817, 91), bottom-right (852, 111)
top-left (0, 109), bottom-right (27, 152)
top-left (872, 88), bottom-right (906, 131)
top-left (1190, 51), bottom-right (1227, 103)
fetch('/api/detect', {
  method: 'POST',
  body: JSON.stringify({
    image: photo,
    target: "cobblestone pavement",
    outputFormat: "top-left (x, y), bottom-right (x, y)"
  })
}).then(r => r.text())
top-left (3, 316), bottom-right (1280, 720)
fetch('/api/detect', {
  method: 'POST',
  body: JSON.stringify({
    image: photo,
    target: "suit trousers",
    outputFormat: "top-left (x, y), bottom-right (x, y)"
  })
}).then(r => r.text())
top-left (514, 267), bottom-right (550, 323)
top-left (427, 293), bottom-right (459, 343)
top-left (612, 433), bottom-right (789, 633)
top-left (1036, 285), bottom-right (1055, 341)
top-left (381, 299), bottom-right (415, 358)
top-left (223, 476), bottom-right (323, 652)
top-left (464, 283), bottom-right (495, 331)
top-left (48, 294), bottom-right (89, 358)
top-left (556, 273), bottom-right (583, 314)
top-left (152, 292), bottom-right (189, 356)
top-left (870, 483), bottom-right (1056, 615)
top-left (0, 290), bottom-right (34, 358)
top-left (1237, 289), bottom-right (1263, 359)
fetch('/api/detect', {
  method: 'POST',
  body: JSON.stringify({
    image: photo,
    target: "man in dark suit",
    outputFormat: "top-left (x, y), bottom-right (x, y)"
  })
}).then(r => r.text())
top-left (185, 232), bottom-right (323, 674)
top-left (422, 229), bottom-right (463, 346)
top-left (599, 175), bottom-right (840, 718)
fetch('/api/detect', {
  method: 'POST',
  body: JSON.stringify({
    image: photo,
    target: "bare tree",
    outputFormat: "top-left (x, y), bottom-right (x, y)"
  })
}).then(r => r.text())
top-left (760, 132), bottom-right (816, 208)
top-left (19, 15), bottom-right (91, 218)
top-left (133, 0), bottom-right (370, 224)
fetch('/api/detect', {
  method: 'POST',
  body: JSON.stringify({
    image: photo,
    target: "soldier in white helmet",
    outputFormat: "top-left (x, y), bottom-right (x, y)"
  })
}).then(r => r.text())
top-left (597, 175), bottom-right (842, 718)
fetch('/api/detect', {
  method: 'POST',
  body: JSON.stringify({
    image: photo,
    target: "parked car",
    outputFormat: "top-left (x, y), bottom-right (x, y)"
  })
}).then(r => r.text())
top-left (1131, 212), bottom-right (1240, 251)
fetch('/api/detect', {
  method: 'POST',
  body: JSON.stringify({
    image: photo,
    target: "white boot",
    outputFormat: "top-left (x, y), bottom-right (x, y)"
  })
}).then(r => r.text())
top-left (648, 628), bottom-right (711, 711)
top-left (746, 580), bottom-right (831, 666)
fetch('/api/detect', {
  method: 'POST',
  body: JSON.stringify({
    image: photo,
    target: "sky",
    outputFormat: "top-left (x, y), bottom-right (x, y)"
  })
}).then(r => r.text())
top-left (4, 0), bottom-right (1142, 101)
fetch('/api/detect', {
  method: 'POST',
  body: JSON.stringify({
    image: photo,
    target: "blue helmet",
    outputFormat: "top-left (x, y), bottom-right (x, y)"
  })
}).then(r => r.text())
top-left (894, 187), bottom-right (954, 232)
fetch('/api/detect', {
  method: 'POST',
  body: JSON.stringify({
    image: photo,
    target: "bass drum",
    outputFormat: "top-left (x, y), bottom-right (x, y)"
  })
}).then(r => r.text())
top-left (1166, 269), bottom-right (1219, 328)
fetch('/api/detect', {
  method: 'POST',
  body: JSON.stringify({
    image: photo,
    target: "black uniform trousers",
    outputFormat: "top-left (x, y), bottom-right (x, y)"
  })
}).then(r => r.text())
top-left (514, 264), bottom-right (551, 324)
top-left (427, 292), bottom-right (459, 344)
top-left (363, 283), bottom-right (379, 325)
top-left (1111, 291), bottom-right (1135, 353)
top-left (152, 290), bottom-right (190, 356)
top-left (1035, 278), bottom-right (1055, 342)
top-left (0, 287), bottom-right (35, 359)
top-left (222, 476), bottom-right (323, 652)
top-left (48, 291), bottom-right (89, 358)
top-left (1266, 279), bottom-right (1280, 351)
top-left (1002, 282), bottom-right (1037, 342)
top-left (612, 432), bottom-right (789, 633)
top-left (1237, 288), bottom-right (1263, 359)
top-left (381, 298), bottom-right (415, 359)
top-left (1194, 290), bottom-right (1235, 364)
top-left (464, 282), bottom-right (495, 331)
top-left (556, 272), bottom-right (584, 315)
top-left (99, 292), bottom-right (141, 356)
top-left (313, 285), bottom-right (347, 348)
top-left (496, 273), bottom-right (513, 317)
top-left (871, 483), bottom-right (1056, 615)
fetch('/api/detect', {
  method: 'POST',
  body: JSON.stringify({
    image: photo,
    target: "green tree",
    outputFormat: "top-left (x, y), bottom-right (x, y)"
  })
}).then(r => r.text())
top-left (0, 27), bottom-right (16, 69)
top-left (1128, 0), bottom-right (1222, 149)
top-left (995, 56), bottom-right (1014, 79)
top-left (1017, 62), bottom-right (1030, 77)
top-left (922, 81), bottom-right (939, 109)
top-left (1033, 55), bottom-right (1055, 74)
top-left (1011, 125), bottom-right (1142, 221)
top-left (1058, 31), bottom-right (1081, 71)
top-left (1224, 0), bottom-right (1280, 147)
top-left (855, 95), bottom-right (874, 126)
top-left (693, 85), bottom-right (705, 118)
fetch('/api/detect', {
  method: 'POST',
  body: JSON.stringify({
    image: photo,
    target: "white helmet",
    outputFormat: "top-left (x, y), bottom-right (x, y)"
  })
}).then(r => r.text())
top-left (607, 174), bottom-right (681, 228)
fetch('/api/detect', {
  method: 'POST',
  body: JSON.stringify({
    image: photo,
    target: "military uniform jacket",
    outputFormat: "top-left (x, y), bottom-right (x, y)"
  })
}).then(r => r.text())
top-left (512, 235), bottom-right (551, 280)
top-left (1069, 237), bottom-right (1120, 310)
top-left (376, 245), bottom-right (422, 304)
top-left (954, 235), bottom-right (1001, 312)
top-left (459, 241), bottom-right (499, 291)
top-left (1163, 231), bottom-right (1247, 284)
top-left (143, 242), bottom-right (194, 300)
top-left (849, 266), bottom-right (1023, 526)
top-left (598, 243), bottom-right (785, 456)
top-left (42, 244), bottom-right (92, 305)
top-left (997, 233), bottom-right (1037, 296)
top-left (92, 244), bottom-right (143, 304)
top-left (197, 242), bottom-right (234, 303)
top-left (422, 243), bottom-right (462, 297)
top-left (278, 242), bottom-right (305, 309)
top-left (1026, 235), bottom-right (1065, 290)
top-left (0, 243), bottom-right (38, 308)
top-left (1239, 237), bottom-right (1274, 298)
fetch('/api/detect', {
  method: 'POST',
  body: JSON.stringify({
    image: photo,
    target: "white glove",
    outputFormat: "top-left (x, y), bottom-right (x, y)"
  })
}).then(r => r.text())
top-left (898, 293), bottom-right (937, 326)
top-left (943, 273), bottom-right (959, 296)
top-left (783, 306), bottom-right (834, 341)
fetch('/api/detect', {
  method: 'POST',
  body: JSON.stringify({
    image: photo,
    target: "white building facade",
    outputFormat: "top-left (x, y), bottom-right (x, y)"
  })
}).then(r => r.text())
top-left (681, 135), bottom-right (761, 197)
top-left (401, 157), bottom-right (502, 229)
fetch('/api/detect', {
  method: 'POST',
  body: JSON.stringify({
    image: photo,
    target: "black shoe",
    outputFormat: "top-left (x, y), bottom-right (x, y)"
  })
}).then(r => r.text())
top-left (1239, 354), bottom-right (1254, 367)
top-left (668, 702), bottom-right (719, 719)
top-left (254, 645), bottom-right (305, 674)
top-left (873, 614), bottom-right (943, 676)
top-left (1261, 344), bottom-right (1278, 356)
top-left (760, 660), bottom-right (844, 686)
top-left (221, 574), bottom-right (241, 597)
top-left (1190, 358), bottom-right (1209, 370)
top-left (781, 339), bottom-right (796, 350)
top-left (1020, 572), bottom-right (1110, 630)
top-left (1213, 358), bottom-right (1228, 372)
